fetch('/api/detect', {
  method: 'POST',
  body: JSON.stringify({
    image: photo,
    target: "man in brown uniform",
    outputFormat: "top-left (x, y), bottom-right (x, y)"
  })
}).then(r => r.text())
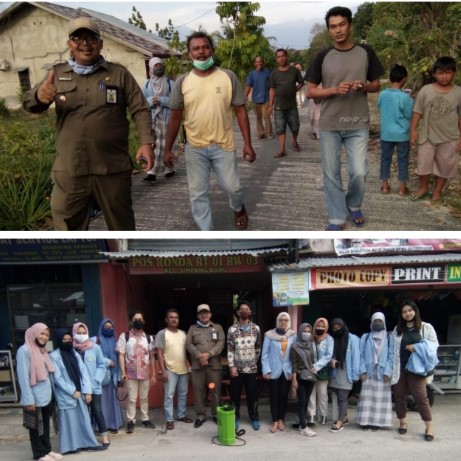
top-left (23, 17), bottom-right (154, 230)
top-left (186, 304), bottom-right (225, 428)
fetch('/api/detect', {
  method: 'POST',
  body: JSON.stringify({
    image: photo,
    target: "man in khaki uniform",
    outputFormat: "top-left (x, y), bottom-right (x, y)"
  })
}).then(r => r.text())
top-left (23, 17), bottom-right (154, 230)
top-left (186, 304), bottom-right (225, 428)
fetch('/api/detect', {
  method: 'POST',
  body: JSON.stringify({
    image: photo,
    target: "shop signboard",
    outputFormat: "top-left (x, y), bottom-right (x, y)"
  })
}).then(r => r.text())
top-left (390, 265), bottom-right (445, 285)
top-left (334, 239), bottom-right (461, 256)
top-left (272, 271), bottom-right (309, 306)
top-left (311, 266), bottom-right (390, 289)
top-left (129, 254), bottom-right (263, 274)
top-left (447, 264), bottom-right (461, 283)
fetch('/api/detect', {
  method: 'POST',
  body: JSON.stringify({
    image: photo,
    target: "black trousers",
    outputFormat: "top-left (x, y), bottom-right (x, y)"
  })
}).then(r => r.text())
top-left (229, 372), bottom-right (259, 421)
top-left (29, 401), bottom-right (52, 460)
top-left (297, 379), bottom-right (316, 429)
top-left (269, 374), bottom-right (290, 422)
top-left (90, 394), bottom-right (108, 435)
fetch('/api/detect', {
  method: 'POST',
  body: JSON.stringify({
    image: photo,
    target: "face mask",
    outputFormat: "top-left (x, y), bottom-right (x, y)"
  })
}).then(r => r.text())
top-left (74, 333), bottom-right (89, 344)
top-left (372, 323), bottom-right (385, 332)
top-left (275, 327), bottom-right (286, 335)
top-left (193, 56), bottom-right (214, 71)
top-left (301, 332), bottom-right (311, 341)
top-left (152, 67), bottom-right (165, 77)
top-left (61, 342), bottom-right (73, 351)
top-left (331, 328), bottom-right (343, 338)
top-left (102, 327), bottom-right (114, 337)
top-left (132, 319), bottom-right (144, 330)
top-left (315, 328), bottom-right (325, 336)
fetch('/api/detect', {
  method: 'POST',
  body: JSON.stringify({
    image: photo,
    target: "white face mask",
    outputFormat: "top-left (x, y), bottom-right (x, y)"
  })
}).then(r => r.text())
top-left (74, 333), bottom-right (89, 344)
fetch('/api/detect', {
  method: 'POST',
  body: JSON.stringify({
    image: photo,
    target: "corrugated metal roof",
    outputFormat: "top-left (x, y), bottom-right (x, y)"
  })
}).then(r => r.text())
top-left (2, 2), bottom-right (176, 57)
top-left (102, 247), bottom-right (289, 259)
top-left (267, 253), bottom-right (461, 272)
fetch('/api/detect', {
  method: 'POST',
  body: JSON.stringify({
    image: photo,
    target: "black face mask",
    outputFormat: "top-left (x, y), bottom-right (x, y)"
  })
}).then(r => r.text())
top-left (330, 328), bottom-right (344, 338)
top-left (275, 327), bottom-right (286, 335)
top-left (60, 342), bottom-right (73, 351)
top-left (371, 323), bottom-right (385, 332)
top-left (152, 67), bottom-right (165, 77)
top-left (315, 328), bottom-right (325, 336)
top-left (132, 320), bottom-right (144, 330)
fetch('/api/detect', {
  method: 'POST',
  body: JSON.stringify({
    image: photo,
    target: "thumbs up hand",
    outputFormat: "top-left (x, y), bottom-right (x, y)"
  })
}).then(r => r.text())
top-left (37, 68), bottom-right (57, 104)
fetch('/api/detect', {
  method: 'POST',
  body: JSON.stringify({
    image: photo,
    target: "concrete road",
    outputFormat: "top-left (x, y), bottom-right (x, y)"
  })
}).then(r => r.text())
top-left (90, 103), bottom-right (461, 232)
top-left (1, 394), bottom-right (461, 461)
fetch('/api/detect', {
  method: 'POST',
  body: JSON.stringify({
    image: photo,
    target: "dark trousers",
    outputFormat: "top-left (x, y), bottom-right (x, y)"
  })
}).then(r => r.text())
top-left (29, 401), bottom-right (52, 460)
top-left (229, 372), bottom-right (259, 421)
top-left (297, 379), bottom-right (316, 429)
top-left (90, 394), bottom-right (108, 435)
top-left (269, 374), bottom-right (290, 422)
top-left (393, 368), bottom-right (432, 421)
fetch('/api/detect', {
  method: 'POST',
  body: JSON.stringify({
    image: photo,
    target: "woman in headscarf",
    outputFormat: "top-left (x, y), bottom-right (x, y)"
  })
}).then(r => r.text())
top-left (328, 318), bottom-right (360, 433)
top-left (356, 312), bottom-right (394, 431)
top-left (16, 323), bottom-right (62, 461)
top-left (141, 57), bottom-right (177, 183)
top-left (307, 317), bottom-right (333, 425)
top-left (73, 322), bottom-right (110, 447)
top-left (93, 318), bottom-right (124, 433)
top-left (49, 329), bottom-right (104, 453)
top-left (290, 323), bottom-right (317, 437)
top-left (261, 312), bottom-right (296, 433)
top-left (391, 300), bottom-right (438, 441)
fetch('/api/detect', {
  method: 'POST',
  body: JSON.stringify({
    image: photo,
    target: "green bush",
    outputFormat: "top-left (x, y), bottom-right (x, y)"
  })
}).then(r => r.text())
top-left (0, 113), bottom-right (55, 230)
top-left (0, 98), bottom-right (10, 118)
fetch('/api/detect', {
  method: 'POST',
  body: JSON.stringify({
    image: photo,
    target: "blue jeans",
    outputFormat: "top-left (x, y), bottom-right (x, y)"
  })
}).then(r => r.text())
top-left (380, 140), bottom-right (409, 182)
top-left (185, 143), bottom-right (244, 230)
top-left (319, 129), bottom-right (369, 225)
top-left (164, 370), bottom-right (189, 422)
top-left (274, 108), bottom-right (300, 135)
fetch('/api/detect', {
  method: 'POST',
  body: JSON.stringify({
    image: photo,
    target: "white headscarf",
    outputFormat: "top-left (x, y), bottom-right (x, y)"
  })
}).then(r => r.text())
top-left (148, 57), bottom-right (168, 96)
top-left (370, 312), bottom-right (387, 365)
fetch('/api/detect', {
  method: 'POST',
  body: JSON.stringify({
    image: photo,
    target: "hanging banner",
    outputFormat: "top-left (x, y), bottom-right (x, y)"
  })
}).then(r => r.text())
top-left (311, 266), bottom-right (390, 289)
top-left (334, 239), bottom-right (461, 256)
top-left (272, 272), bottom-right (309, 306)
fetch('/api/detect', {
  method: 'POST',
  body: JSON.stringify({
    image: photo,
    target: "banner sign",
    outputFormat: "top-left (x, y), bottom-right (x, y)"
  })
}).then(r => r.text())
top-left (312, 266), bottom-right (390, 289)
top-left (129, 254), bottom-right (263, 274)
top-left (444, 264), bottom-right (461, 283)
top-left (272, 272), bottom-right (309, 306)
top-left (390, 265), bottom-right (445, 284)
top-left (334, 239), bottom-right (461, 256)
top-left (0, 239), bottom-right (108, 264)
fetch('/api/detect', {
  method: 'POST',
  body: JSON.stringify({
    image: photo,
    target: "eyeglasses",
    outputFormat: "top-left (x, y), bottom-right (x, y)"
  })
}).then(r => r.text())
top-left (70, 34), bottom-right (100, 45)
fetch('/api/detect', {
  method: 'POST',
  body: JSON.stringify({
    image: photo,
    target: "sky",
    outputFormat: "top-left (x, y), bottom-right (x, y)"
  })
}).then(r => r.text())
top-left (1, 1), bottom-right (363, 49)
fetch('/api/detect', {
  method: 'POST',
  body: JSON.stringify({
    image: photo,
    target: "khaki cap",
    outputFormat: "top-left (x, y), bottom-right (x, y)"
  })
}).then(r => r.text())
top-left (68, 17), bottom-right (100, 36)
top-left (197, 304), bottom-right (211, 313)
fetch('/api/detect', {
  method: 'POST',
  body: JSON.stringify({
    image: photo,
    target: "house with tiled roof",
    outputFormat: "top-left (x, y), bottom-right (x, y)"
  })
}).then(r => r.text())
top-left (0, 1), bottom-right (178, 107)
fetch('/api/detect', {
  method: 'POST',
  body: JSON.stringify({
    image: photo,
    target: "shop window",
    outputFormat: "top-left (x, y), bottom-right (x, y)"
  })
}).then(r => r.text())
top-left (17, 68), bottom-right (31, 93)
top-left (7, 284), bottom-right (86, 350)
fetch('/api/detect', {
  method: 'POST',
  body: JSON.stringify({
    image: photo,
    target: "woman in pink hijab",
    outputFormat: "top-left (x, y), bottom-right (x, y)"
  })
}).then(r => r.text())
top-left (16, 323), bottom-right (63, 461)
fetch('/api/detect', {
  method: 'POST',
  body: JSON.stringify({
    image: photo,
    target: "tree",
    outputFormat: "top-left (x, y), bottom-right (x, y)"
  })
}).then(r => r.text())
top-left (128, 6), bottom-right (151, 33)
top-left (213, 2), bottom-right (275, 83)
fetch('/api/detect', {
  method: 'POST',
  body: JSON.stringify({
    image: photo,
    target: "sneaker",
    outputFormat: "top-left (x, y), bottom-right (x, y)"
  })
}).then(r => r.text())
top-left (47, 452), bottom-right (64, 460)
top-left (251, 420), bottom-right (260, 431)
top-left (300, 427), bottom-right (317, 437)
top-left (37, 456), bottom-right (54, 461)
top-left (126, 420), bottom-right (134, 433)
top-left (329, 424), bottom-right (343, 433)
top-left (235, 418), bottom-right (240, 431)
top-left (141, 174), bottom-right (156, 184)
top-left (141, 420), bottom-right (155, 429)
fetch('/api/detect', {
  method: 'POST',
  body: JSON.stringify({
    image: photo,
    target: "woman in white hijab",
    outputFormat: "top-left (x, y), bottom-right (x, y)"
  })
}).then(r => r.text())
top-left (141, 57), bottom-right (177, 183)
top-left (261, 312), bottom-right (296, 433)
top-left (356, 312), bottom-right (394, 431)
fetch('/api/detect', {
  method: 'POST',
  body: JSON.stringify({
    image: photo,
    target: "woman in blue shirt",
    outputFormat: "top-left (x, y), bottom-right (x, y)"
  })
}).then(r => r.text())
top-left (16, 323), bottom-right (62, 461)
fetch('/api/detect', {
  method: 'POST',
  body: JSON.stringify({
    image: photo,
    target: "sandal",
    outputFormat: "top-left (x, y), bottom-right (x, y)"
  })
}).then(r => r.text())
top-left (398, 187), bottom-right (410, 197)
top-left (325, 223), bottom-right (346, 231)
top-left (409, 191), bottom-right (430, 201)
top-left (310, 133), bottom-right (317, 140)
top-left (234, 205), bottom-right (248, 230)
top-left (274, 152), bottom-right (286, 158)
top-left (398, 424), bottom-right (407, 435)
top-left (292, 143), bottom-right (301, 152)
top-left (431, 196), bottom-right (446, 206)
top-left (425, 430), bottom-right (434, 442)
top-left (349, 209), bottom-right (365, 227)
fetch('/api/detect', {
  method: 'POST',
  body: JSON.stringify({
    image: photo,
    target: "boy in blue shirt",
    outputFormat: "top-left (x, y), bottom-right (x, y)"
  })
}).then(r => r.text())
top-left (378, 64), bottom-right (413, 196)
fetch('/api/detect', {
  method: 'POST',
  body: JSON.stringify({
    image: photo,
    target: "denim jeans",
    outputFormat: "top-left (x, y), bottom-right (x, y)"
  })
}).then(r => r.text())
top-left (185, 143), bottom-right (244, 230)
top-left (274, 108), bottom-right (300, 135)
top-left (319, 129), bottom-right (369, 225)
top-left (380, 140), bottom-right (409, 182)
top-left (164, 370), bottom-right (189, 422)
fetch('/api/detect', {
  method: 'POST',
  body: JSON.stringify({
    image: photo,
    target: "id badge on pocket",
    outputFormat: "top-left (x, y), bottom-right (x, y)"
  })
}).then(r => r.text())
top-left (105, 85), bottom-right (118, 104)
